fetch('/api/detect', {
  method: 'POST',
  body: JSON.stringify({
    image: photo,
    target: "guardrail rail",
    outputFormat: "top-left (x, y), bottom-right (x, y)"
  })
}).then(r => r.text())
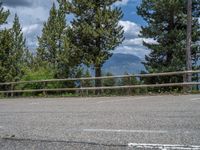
top-left (0, 70), bottom-right (199, 96)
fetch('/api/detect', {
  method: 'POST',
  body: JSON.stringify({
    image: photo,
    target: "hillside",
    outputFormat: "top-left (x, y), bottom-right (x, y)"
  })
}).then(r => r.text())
top-left (102, 53), bottom-right (145, 75)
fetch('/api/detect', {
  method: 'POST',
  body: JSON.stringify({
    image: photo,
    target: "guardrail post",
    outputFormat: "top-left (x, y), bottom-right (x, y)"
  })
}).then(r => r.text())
top-left (128, 77), bottom-right (131, 95)
top-left (197, 73), bottom-right (199, 91)
top-left (183, 72), bottom-right (192, 93)
top-left (43, 82), bottom-right (46, 96)
top-left (80, 80), bottom-right (83, 97)
top-left (11, 83), bottom-right (14, 97)
top-left (183, 72), bottom-right (190, 93)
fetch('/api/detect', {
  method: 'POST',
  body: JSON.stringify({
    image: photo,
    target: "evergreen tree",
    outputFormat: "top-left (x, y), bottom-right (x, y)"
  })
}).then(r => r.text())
top-left (37, 1), bottom-right (79, 79)
top-left (10, 14), bottom-right (29, 80)
top-left (37, 2), bottom-right (66, 67)
top-left (64, 0), bottom-right (124, 92)
top-left (103, 72), bottom-right (116, 87)
top-left (0, 3), bottom-right (9, 26)
top-left (0, 29), bottom-right (13, 83)
top-left (137, 0), bottom-right (200, 76)
top-left (0, 4), bottom-right (10, 87)
top-left (0, 14), bottom-right (28, 84)
top-left (82, 69), bottom-right (93, 95)
top-left (82, 69), bottom-right (93, 87)
top-left (103, 72), bottom-right (116, 95)
top-left (119, 72), bottom-right (139, 95)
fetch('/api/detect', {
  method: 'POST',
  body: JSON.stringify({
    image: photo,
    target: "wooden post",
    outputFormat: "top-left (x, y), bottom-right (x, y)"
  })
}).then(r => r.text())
top-left (11, 84), bottom-right (14, 97)
top-left (80, 80), bottom-right (83, 97)
top-left (128, 77), bottom-right (131, 95)
top-left (183, 74), bottom-right (187, 93)
top-left (186, 0), bottom-right (192, 91)
top-left (43, 82), bottom-right (46, 96)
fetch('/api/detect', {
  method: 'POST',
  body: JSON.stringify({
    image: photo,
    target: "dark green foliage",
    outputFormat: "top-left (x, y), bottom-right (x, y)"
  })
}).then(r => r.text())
top-left (82, 70), bottom-right (93, 87)
top-left (0, 10), bottom-right (29, 95)
top-left (103, 72), bottom-right (116, 87)
top-left (102, 72), bottom-right (116, 95)
top-left (0, 29), bottom-right (13, 83)
top-left (11, 14), bottom-right (30, 80)
top-left (0, 4), bottom-right (10, 84)
top-left (0, 13), bottom-right (28, 84)
top-left (37, 2), bottom-right (66, 67)
top-left (137, 0), bottom-right (200, 89)
top-left (64, 0), bottom-right (124, 89)
top-left (120, 72), bottom-right (138, 86)
top-left (0, 3), bottom-right (9, 25)
top-left (37, 1), bottom-right (81, 80)
top-left (118, 72), bottom-right (140, 95)
top-left (81, 69), bottom-right (94, 95)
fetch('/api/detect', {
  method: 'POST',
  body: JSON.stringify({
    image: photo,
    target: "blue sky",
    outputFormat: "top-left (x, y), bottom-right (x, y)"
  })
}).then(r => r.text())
top-left (3, 0), bottom-right (152, 59)
top-left (120, 0), bottom-right (145, 25)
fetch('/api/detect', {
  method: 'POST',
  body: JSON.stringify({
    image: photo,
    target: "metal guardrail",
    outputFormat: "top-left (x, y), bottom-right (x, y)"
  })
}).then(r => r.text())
top-left (0, 70), bottom-right (199, 94)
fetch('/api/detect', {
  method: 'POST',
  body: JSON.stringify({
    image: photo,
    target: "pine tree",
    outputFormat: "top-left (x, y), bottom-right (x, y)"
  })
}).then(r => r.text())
top-left (137, 0), bottom-right (200, 92)
top-left (120, 72), bottom-right (139, 95)
top-left (0, 4), bottom-right (10, 83)
top-left (64, 0), bottom-right (124, 92)
top-left (0, 3), bottom-right (9, 26)
top-left (137, 0), bottom-right (200, 75)
top-left (36, 1), bottom-right (79, 79)
top-left (0, 14), bottom-right (28, 83)
top-left (82, 69), bottom-right (93, 87)
top-left (10, 14), bottom-right (29, 80)
top-left (37, 2), bottom-right (66, 67)
top-left (37, 3), bottom-right (62, 67)
top-left (0, 3), bottom-right (9, 85)
top-left (0, 29), bottom-right (13, 83)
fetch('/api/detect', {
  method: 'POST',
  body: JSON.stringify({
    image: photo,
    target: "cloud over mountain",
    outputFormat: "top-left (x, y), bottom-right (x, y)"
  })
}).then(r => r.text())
top-left (115, 20), bottom-right (156, 58)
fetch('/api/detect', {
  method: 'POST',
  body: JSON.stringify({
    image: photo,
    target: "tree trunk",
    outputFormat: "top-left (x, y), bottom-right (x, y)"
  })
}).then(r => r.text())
top-left (95, 64), bottom-right (102, 95)
top-left (186, 0), bottom-right (192, 91)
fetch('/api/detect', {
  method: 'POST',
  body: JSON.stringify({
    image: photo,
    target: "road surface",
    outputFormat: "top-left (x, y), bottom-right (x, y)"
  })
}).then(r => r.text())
top-left (0, 95), bottom-right (200, 149)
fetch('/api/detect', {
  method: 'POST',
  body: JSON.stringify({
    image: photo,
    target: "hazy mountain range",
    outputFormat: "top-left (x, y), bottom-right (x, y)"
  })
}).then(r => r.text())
top-left (102, 53), bottom-right (145, 75)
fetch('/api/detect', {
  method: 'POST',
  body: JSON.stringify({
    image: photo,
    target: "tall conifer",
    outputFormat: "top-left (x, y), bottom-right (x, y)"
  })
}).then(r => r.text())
top-left (37, 2), bottom-right (66, 68)
top-left (0, 3), bottom-right (9, 26)
top-left (64, 0), bottom-right (124, 91)
top-left (0, 14), bottom-right (28, 83)
top-left (137, 0), bottom-right (200, 87)
top-left (0, 4), bottom-right (12, 83)
top-left (11, 14), bottom-right (29, 78)
top-left (37, 1), bottom-right (79, 79)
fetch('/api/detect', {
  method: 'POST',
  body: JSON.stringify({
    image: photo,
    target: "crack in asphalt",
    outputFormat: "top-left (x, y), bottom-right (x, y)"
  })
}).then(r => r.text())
top-left (0, 137), bottom-right (128, 148)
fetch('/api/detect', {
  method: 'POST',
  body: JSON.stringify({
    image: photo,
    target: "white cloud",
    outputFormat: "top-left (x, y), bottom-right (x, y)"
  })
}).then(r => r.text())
top-left (119, 20), bottom-right (141, 39)
top-left (115, 0), bottom-right (137, 6)
top-left (114, 45), bottom-right (150, 60)
top-left (22, 24), bottom-right (39, 34)
top-left (115, 0), bottom-right (129, 6)
top-left (3, 0), bottom-right (52, 50)
top-left (115, 20), bottom-right (156, 58)
top-left (124, 38), bottom-right (143, 46)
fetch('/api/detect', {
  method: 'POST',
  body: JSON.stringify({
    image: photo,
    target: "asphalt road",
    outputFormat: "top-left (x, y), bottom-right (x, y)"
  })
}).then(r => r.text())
top-left (0, 95), bottom-right (200, 150)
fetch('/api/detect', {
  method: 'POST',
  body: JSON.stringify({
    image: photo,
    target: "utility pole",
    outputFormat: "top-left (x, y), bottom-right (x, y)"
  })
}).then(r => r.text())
top-left (186, 0), bottom-right (192, 84)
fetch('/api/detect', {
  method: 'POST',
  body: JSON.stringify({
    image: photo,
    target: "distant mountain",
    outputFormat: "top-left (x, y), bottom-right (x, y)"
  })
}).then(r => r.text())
top-left (102, 53), bottom-right (145, 75)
